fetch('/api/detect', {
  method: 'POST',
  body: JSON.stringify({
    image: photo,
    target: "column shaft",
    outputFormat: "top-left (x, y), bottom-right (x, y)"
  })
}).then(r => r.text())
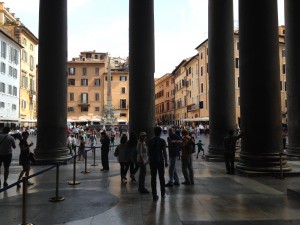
top-left (207, 0), bottom-right (236, 158)
top-left (285, 0), bottom-right (300, 156)
top-left (237, 0), bottom-right (290, 172)
top-left (34, 0), bottom-right (70, 162)
top-left (129, 0), bottom-right (155, 136)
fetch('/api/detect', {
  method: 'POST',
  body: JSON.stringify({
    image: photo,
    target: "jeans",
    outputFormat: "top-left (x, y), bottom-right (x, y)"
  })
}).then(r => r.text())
top-left (168, 156), bottom-right (179, 184)
top-left (138, 162), bottom-right (147, 190)
top-left (149, 162), bottom-right (165, 196)
top-left (181, 155), bottom-right (194, 183)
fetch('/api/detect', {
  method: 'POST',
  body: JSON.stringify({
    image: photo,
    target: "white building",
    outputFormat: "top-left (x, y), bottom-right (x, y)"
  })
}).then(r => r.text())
top-left (0, 29), bottom-right (22, 127)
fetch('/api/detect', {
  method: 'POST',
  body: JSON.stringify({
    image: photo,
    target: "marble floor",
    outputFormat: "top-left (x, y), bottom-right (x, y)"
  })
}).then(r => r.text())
top-left (1, 135), bottom-right (300, 225)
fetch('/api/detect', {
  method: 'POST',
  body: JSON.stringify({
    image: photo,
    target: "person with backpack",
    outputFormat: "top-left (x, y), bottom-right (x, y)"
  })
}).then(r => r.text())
top-left (223, 130), bottom-right (244, 175)
top-left (180, 129), bottom-right (195, 185)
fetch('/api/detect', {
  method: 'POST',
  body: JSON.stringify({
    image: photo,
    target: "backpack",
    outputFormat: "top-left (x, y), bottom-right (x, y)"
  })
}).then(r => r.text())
top-left (184, 137), bottom-right (195, 154)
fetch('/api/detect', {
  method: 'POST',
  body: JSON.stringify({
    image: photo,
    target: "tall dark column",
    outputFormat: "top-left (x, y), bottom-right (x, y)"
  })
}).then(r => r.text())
top-left (237, 0), bottom-right (290, 172)
top-left (207, 0), bottom-right (236, 158)
top-left (129, 0), bottom-right (155, 137)
top-left (34, 0), bottom-right (70, 162)
top-left (285, 1), bottom-right (300, 157)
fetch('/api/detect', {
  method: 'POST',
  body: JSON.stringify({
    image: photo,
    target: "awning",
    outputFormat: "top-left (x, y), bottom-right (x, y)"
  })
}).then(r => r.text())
top-left (181, 117), bottom-right (209, 122)
top-left (19, 118), bottom-right (37, 123)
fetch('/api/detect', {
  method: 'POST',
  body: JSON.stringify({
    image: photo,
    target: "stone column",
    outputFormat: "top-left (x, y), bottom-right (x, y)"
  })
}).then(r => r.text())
top-left (285, 0), bottom-right (300, 157)
top-left (207, 0), bottom-right (236, 159)
top-left (34, 0), bottom-right (71, 162)
top-left (237, 0), bottom-right (290, 172)
top-left (129, 0), bottom-right (155, 137)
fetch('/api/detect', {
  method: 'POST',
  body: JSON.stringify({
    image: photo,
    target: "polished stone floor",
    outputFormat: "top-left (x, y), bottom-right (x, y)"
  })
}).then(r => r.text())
top-left (1, 135), bottom-right (300, 225)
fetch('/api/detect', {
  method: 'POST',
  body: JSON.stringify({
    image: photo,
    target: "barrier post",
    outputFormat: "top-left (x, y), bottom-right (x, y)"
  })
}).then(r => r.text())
top-left (49, 163), bottom-right (65, 202)
top-left (279, 152), bottom-right (286, 180)
top-left (68, 154), bottom-right (80, 185)
top-left (20, 177), bottom-right (33, 225)
top-left (81, 150), bottom-right (90, 174)
top-left (90, 146), bottom-right (98, 166)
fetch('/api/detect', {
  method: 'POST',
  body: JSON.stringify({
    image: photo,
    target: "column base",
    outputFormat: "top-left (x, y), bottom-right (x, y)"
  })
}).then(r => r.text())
top-left (286, 145), bottom-right (300, 157)
top-left (206, 144), bottom-right (226, 161)
top-left (236, 152), bottom-right (292, 173)
top-left (34, 147), bottom-right (72, 164)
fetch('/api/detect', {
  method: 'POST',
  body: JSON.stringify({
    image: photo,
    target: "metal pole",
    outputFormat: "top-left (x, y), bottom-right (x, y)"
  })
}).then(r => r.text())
top-left (81, 151), bottom-right (90, 174)
top-left (91, 147), bottom-right (98, 166)
top-left (49, 163), bottom-right (65, 202)
top-left (68, 153), bottom-right (80, 185)
top-left (20, 177), bottom-right (33, 225)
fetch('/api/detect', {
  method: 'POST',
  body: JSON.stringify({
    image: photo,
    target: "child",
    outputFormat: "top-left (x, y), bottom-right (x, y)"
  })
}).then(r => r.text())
top-left (196, 140), bottom-right (204, 159)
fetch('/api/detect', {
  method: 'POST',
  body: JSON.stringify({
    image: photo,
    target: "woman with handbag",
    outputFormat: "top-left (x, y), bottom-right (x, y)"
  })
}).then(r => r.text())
top-left (17, 131), bottom-right (34, 188)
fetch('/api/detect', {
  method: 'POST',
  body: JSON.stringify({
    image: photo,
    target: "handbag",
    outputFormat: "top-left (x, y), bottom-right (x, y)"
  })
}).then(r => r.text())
top-left (29, 152), bottom-right (36, 163)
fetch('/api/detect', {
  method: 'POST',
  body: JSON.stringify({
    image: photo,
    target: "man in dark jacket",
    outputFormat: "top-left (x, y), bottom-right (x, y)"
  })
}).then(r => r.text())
top-left (100, 131), bottom-right (110, 171)
top-left (148, 127), bottom-right (168, 201)
top-left (224, 130), bottom-right (244, 174)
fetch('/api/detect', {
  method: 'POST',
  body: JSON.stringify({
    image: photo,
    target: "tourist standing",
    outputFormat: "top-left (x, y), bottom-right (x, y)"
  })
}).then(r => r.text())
top-left (100, 131), bottom-right (110, 171)
top-left (114, 134), bottom-right (129, 183)
top-left (137, 132), bottom-right (149, 193)
top-left (148, 127), bottom-right (168, 201)
top-left (0, 127), bottom-right (16, 188)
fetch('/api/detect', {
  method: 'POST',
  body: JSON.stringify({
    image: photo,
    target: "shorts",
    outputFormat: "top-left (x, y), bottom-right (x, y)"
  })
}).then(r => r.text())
top-left (0, 154), bottom-right (12, 168)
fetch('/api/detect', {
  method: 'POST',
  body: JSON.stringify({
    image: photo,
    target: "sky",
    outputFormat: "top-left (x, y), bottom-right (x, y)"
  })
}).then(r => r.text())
top-left (4, 0), bottom-right (285, 78)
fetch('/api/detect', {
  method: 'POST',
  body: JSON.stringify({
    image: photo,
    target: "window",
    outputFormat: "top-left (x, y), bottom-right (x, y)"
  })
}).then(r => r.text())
top-left (68, 107), bottom-right (74, 112)
top-left (95, 93), bottom-right (100, 101)
top-left (81, 79), bottom-right (88, 86)
top-left (82, 67), bottom-right (87, 75)
top-left (68, 67), bottom-right (75, 75)
top-left (69, 93), bottom-right (74, 101)
top-left (200, 66), bottom-right (203, 76)
top-left (12, 104), bottom-right (17, 110)
top-left (235, 58), bottom-right (239, 68)
top-left (68, 79), bottom-right (75, 86)
top-left (105, 76), bottom-right (113, 81)
top-left (238, 96), bottom-right (240, 106)
top-left (236, 41), bottom-right (239, 50)
top-left (120, 99), bottom-right (126, 109)
top-left (95, 107), bottom-right (100, 112)
top-left (22, 37), bottom-right (27, 46)
top-left (237, 76), bottom-right (240, 88)
top-left (120, 76), bottom-right (127, 81)
top-left (199, 101), bottom-right (204, 109)
top-left (201, 83), bottom-right (204, 93)
top-left (94, 79), bottom-right (100, 86)
top-left (8, 66), bottom-right (13, 76)
top-left (280, 81), bottom-right (282, 91)
top-left (1, 62), bottom-right (6, 73)
top-left (81, 106), bottom-right (89, 112)
top-left (21, 100), bottom-right (26, 109)
top-left (0, 102), bottom-right (4, 108)
top-left (0, 82), bottom-right (5, 93)
top-left (30, 55), bottom-right (34, 71)
top-left (120, 113), bottom-right (127, 117)
top-left (13, 69), bottom-right (17, 78)
top-left (81, 93), bottom-right (88, 104)
top-left (1, 41), bottom-right (7, 58)
top-left (22, 50), bottom-right (27, 62)
top-left (13, 87), bottom-right (17, 96)
top-left (200, 52), bottom-right (203, 60)
top-left (8, 85), bottom-right (12, 95)
top-left (95, 67), bottom-right (100, 75)
top-left (21, 76), bottom-right (28, 88)
top-left (86, 53), bottom-right (91, 58)
top-left (30, 44), bottom-right (34, 51)
top-left (282, 64), bottom-right (286, 74)
top-left (282, 49), bottom-right (285, 57)
top-left (121, 87), bottom-right (126, 94)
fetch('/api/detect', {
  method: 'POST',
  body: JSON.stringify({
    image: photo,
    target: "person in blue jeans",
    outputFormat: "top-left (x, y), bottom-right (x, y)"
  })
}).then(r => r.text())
top-left (165, 128), bottom-right (181, 187)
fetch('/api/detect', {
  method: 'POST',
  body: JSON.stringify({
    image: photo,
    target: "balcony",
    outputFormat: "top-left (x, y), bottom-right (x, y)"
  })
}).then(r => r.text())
top-left (187, 104), bottom-right (197, 112)
top-left (78, 101), bottom-right (90, 106)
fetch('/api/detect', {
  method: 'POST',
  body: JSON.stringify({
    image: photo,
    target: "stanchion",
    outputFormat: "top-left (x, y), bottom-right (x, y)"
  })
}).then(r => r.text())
top-left (20, 177), bottom-right (34, 225)
top-left (279, 152), bottom-right (286, 180)
top-left (90, 146), bottom-right (98, 166)
top-left (49, 163), bottom-right (65, 202)
top-left (68, 155), bottom-right (80, 185)
top-left (81, 151), bottom-right (90, 174)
